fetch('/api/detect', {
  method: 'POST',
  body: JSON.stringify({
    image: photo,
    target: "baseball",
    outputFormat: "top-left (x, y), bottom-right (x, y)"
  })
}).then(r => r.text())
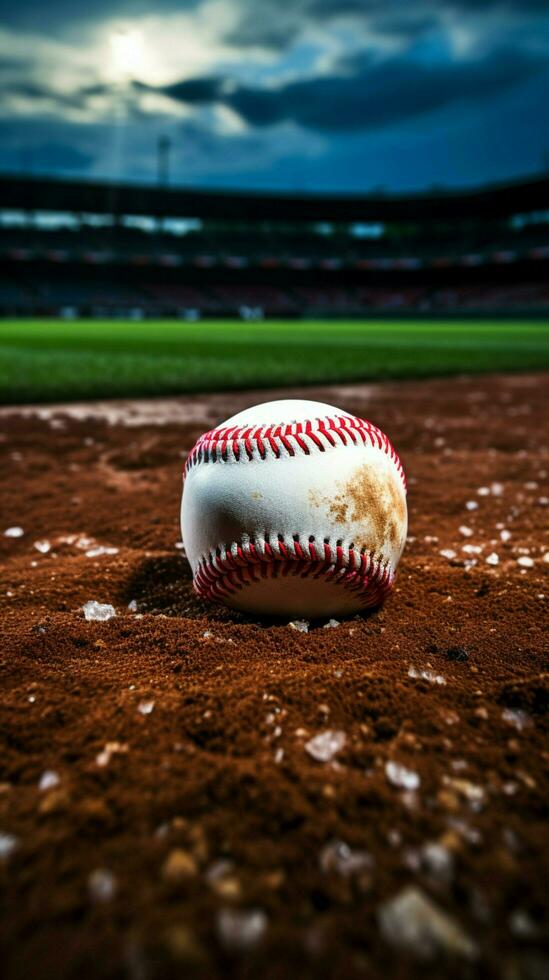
top-left (181, 399), bottom-right (407, 618)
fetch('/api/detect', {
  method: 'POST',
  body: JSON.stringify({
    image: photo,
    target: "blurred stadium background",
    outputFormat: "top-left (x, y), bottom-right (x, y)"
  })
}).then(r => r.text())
top-left (1, 171), bottom-right (548, 320)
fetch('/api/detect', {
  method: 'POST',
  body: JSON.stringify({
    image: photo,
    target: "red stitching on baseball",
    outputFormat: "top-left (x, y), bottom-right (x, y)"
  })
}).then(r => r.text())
top-left (185, 414), bottom-right (406, 491)
top-left (193, 534), bottom-right (395, 611)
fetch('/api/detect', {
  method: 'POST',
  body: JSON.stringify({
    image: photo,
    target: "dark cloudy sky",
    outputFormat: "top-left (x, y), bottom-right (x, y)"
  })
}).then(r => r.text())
top-left (1, 0), bottom-right (549, 192)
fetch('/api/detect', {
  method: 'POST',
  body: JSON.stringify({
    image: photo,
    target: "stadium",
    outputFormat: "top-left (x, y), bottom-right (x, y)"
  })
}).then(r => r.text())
top-left (2, 171), bottom-right (549, 320)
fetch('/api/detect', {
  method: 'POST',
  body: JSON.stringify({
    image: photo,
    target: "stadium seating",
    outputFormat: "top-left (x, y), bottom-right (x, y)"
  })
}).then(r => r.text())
top-left (1, 174), bottom-right (548, 317)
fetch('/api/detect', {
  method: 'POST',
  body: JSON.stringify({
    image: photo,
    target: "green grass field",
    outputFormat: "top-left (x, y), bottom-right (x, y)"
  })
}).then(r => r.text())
top-left (1, 318), bottom-right (548, 403)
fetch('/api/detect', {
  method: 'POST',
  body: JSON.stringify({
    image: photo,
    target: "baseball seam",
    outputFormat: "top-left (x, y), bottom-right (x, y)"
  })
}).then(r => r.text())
top-left (185, 414), bottom-right (406, 491)
top-left (193, 534), bottom-right (395, 609)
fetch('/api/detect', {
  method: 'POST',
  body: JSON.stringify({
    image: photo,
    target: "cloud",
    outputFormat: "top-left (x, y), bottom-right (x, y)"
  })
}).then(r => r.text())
top-left (223, 0), bottom-right (549, 51)
top-left (157, 46), bottom-right (545, 132)
top-left (1, 0), bottom-right (548, 193)
top-left (0, 1), bottom-right (203, 34)
top-left (4, 1), bottom-right (549, 49)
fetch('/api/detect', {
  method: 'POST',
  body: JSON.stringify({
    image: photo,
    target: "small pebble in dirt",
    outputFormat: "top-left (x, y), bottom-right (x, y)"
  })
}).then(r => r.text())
top-left (217, 908), bottom-right (267, 951)
top-left (305, 730), bottom-right (346, 762)
top-left (0, 832), bottom-right (18, 860)
top-left (162, 848), bottom-right (198, 882)
top-left (83, 601), bottom-right (116, 621)
top-left (465, 501), bottom-right (478, 511)
top-left (517, 556), bottom-right (534, 568)
top-left (205, 860), bottom-right (241, 899)
top-left (137, 700), bottom-right (155, 716)
top-left (38, 770), bottom-right (60, 791)
top-left (378, 886), bottom-right (477, 960)
top-left (319, 839), bottom-right (373, 877)
top-left (127, 599), bottom-right (138, 612)
top-left (33, 540), bottom-right (51, 554)
top-left (442, 776), bottom-right (485, 808)
top-left (323, 618), bottom-right (340, 629)
top-left (289, 619), bottom-right (309, 633)
top-left (418, 842), bottom-right (454, 885)
top-left (459, 525), bottom-right (473, 537)
top-left (477, 487), bottom-right (490, 496)
top-left (509, 909), bottom-right (540, 938)
top-left (501, 707), bottom-right (532, 732)
top-left (4, 526), bottom-right (24, 538)
top-left (385, 761), bottom-right (420, 791)
top-left (500, 529), bottom-right (511, 542)
top-left (96, 741), bottom-right (128, 767)
top-left (486, 553), bottom-right (499, 566)
top-left (88, 868), bottom-right (117, 903)
top-left (439, 549), bottom-right (456, 560)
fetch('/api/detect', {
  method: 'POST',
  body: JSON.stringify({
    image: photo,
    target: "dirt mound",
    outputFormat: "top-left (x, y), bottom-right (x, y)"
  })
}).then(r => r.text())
top-left (0, 374), bottom-right (548, 980)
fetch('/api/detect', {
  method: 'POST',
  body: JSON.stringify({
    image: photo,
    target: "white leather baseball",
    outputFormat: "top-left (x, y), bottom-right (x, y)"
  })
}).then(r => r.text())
top-left (181, 399), bottom-right (407, 618)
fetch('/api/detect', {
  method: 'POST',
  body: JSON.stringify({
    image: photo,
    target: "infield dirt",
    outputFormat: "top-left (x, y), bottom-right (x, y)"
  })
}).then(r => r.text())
top-left (1, 373), bottom-right (548, 980)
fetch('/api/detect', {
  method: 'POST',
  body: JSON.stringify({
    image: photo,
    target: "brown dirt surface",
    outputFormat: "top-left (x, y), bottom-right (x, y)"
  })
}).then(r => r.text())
top-left (0, 373), bottom-right (548, 980)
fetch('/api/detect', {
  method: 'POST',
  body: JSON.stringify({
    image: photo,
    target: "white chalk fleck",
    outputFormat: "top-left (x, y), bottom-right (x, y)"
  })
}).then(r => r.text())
top-left (0, 832), bottom-right (18, 860)
top-left (385, 761), bottom-right (420, 790)
top-left (486, 553), bottom-right (499, 566)
top-left (408, 667), bottom-right (446, 685)
top-left (217, 908), bottom-right (267, 951)
top-left (459, 525), bottom-right (473, 537)
top-left (4, 526), bottom-right (24, 538)
top-left (83, 601), bottom-right (116, 621)
top-left (289, 619), bottom-right (309, 633)
top-left (38, 770), bottom-right (60, 791)
top-left (517, 556), bottom-right (534, 568)
top-left (34, 540), bottom-right (51, 554)
top-left (85, 546), bottom-right (119, 558)
top-left (439, 549), bottom-right (456, 560)
top-left (88, 868), bottom-right (117, 903)
top-left (465, 501), bottom-right (478, 511)
top-left (137, 700), bottom-right (155, 716)
top-left (502, 708), bottom-right (532, 732)
top-left (305, 730), bottom-right (346, 763)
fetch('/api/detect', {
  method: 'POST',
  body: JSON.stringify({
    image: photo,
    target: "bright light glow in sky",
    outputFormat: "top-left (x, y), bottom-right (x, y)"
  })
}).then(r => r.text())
top-left (108, 29), bottom-right (145, 80)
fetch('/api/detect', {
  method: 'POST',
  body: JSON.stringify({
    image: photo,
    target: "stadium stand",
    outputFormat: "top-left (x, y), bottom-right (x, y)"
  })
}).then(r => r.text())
top-left (0, 173), bottom-right (548, 317)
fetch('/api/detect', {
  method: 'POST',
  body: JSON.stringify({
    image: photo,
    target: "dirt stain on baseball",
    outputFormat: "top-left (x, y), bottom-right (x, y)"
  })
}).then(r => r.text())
top-left (329, 465), bottom-right (406, 551)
